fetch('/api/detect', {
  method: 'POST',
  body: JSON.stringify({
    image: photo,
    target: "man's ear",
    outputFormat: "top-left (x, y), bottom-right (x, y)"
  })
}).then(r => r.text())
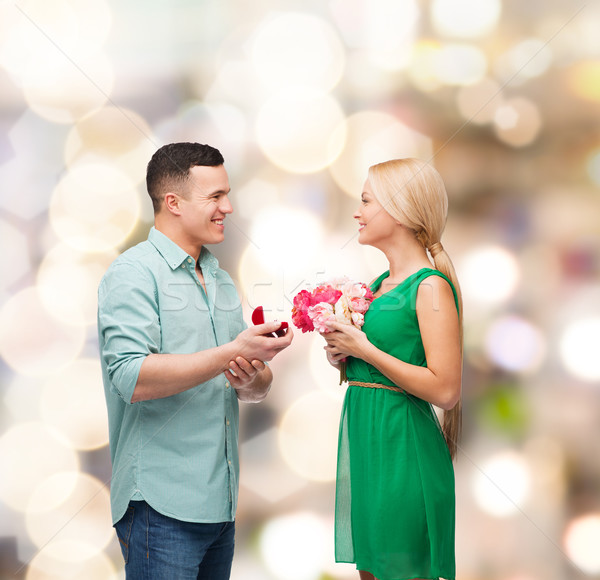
top-left (163, 192), bottom-right (182, 216)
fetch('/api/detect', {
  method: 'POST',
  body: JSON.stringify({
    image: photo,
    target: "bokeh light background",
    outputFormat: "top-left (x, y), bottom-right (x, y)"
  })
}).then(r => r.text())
top-left (0, 0), bottom-right (599, 578)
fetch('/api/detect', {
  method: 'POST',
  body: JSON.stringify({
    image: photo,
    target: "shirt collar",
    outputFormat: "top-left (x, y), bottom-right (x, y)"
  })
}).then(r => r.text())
top-left (148, 227), bottom-right (219, 274)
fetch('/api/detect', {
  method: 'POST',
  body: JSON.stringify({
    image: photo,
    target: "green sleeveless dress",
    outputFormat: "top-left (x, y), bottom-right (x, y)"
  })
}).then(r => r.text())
top-left (335, 268), bottom-right (458, 580)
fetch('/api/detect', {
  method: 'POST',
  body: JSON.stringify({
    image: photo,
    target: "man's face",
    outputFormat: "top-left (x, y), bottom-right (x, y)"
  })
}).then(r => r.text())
top-left (177, 164), bottom-right (232, 246)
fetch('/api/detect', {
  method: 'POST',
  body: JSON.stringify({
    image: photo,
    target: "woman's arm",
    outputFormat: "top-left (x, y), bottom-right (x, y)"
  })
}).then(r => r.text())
top-left (323, 276), bottom-right (461, 410)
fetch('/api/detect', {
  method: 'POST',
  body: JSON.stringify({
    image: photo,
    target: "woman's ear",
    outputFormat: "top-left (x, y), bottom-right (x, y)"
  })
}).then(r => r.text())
top-left (163, 192), bottom-right (182, 216)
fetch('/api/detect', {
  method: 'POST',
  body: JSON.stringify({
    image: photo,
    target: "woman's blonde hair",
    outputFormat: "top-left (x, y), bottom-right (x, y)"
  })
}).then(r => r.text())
top-left (368, 158), bottom-right (463, 460)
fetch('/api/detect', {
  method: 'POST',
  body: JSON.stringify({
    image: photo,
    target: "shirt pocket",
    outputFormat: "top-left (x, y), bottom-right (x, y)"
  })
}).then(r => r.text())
top-left (158, 280), bottom-right (214, 351)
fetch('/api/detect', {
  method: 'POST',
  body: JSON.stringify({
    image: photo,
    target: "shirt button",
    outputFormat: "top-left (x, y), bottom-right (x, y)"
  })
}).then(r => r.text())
top-left (187, 257), bottom-right (193, 264)
top-left (225, 382), bottom-right (230, 388)
top-left (226, 420), bottom-right (230, 426)
top-left (180, 264), bottom-right (185, 269)
top-left (228, 460), bottom-right (232, 465)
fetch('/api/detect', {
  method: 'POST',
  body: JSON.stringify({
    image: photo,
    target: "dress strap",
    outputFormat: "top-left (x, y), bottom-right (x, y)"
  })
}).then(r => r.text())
top-left (348, 380), bottom-right (404, 394)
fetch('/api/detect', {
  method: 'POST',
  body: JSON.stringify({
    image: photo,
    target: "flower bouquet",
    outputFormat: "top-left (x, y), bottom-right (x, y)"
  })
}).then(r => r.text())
top-left (291, 278), bottom-right (374, 384)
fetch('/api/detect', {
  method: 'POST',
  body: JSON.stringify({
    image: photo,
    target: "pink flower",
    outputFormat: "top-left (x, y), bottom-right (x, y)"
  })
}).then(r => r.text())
top-left (292, 290), bottom-right (315, 333)
top-left (291, 278), bottom-right (374, 333)
top-left (312, 284), bottom-right (342, 305)
top-left (341, 281), bottom-right (369, 299)
top-left (308, 302), bottom-right (336, 333)
top-left (349, 297), bottom-right (370, 314)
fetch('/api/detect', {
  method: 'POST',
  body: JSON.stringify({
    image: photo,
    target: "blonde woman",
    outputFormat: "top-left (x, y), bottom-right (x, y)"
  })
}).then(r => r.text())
top-left (323, 159), bottom-right (463, 580)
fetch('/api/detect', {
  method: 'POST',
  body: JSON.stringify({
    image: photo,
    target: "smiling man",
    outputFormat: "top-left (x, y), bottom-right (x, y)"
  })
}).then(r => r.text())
top-left (97, 142), bottom-right (293, 579)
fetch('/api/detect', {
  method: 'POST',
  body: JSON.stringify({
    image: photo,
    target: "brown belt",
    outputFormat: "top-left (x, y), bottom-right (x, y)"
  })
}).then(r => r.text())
top-left (348, 380), bottom-right (404, 394)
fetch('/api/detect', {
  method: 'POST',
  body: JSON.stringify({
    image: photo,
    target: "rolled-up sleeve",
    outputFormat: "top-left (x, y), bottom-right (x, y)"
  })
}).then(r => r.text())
top-left (98, 263), bottom-right (160, 404)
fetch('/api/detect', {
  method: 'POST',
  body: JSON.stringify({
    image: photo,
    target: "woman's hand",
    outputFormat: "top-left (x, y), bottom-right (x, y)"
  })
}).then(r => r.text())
top-left (321, 321), bottom-right (370, 362)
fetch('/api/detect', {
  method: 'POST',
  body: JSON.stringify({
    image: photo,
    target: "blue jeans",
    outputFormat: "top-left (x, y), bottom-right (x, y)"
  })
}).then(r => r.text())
top-left (114, 500), bottom-right (235, 580)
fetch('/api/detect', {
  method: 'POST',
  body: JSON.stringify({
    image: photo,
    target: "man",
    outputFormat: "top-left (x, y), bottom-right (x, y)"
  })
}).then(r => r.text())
top-left (98, 142), bottom-right (293, 579)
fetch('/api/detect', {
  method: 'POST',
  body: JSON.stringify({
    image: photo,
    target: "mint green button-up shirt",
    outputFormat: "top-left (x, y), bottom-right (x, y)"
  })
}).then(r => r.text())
top-left (98, 227), bottom-right (245, 525)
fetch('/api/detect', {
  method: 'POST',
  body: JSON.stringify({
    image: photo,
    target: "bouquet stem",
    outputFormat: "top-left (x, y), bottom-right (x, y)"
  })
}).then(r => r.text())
top-left (339, 359), bottom-right (347, 385)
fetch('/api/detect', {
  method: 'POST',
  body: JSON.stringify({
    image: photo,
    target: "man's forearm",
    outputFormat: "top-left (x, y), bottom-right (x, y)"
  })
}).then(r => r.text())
top-left (132, 342), bottom-right (238, 402)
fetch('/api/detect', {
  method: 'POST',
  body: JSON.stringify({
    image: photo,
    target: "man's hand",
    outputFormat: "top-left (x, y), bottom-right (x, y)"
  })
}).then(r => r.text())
top-left (234, 322), bottom-right (294, 363)
top-left (225, 357), bottom-right (271, 402)
top-left (226, 322), bottom-right (293, 403)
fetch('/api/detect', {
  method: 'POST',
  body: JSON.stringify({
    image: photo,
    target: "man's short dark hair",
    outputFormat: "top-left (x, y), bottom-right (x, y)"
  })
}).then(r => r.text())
top-left (146, 142), bottom-right (225, 213)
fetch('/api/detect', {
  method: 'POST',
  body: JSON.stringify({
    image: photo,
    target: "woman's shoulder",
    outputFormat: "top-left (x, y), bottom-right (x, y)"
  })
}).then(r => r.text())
top-left (415, 270), bottom-right (458, 312)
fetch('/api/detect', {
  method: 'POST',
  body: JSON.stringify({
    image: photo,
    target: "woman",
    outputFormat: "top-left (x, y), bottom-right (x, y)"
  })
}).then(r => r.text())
top-left (323, 158), bottom-right (463, 580)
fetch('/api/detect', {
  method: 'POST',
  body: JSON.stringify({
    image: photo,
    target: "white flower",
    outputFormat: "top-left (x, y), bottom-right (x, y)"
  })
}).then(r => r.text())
top-left (334, 294), bottom-right (352, 325)
top-left (351, 311), bottom-right (365, 327)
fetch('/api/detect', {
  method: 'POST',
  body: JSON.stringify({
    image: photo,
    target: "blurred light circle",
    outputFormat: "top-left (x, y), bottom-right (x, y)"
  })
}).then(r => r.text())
top-left (26, 543), bottom-right (117, 579)
top-left (0, 287), bottom-right (85, 376)
top-left (473, 450), bottom-right (530, 517)
top-left (26, 472), bottom-right (112, 555)
top-left (407, 40), bottom-right (443, 92)
top-left (238, 246), bottom-right (287, 315)
top-left (329, 111), bottom-right (432, 198)
top-left (65, 105), bottom-right (155, 185)
top-left (249, 205), bottom-right (324, 273)
top-left (37, 243), bottom-right (117, 327)
top-left (4, 375), bottom-right (43, 422)
top-left (434, 44), bottom-right (487, 86)
top-left (524, 437), bottom-right (565, 496)
top-left (456, 78), bottom-right (504, 124)
top-left (331, 0), bottom-right (419, 68)
top-left (41, 358), bottom-right (109, 450)
top-left (309, 333), bottom-right (347, 398)
top-left (495, 39), bottom-right (553, 82)
top-left (563, 513), bottom-right (600, 574)
top-left (1, 110), bottom-right (68, 220)
top-left (49, 161), bottom-right (141, 253)
top-left (155, 101), bottom-right (248, 173)
top-left (560, 317), bottom-right (600, 382)
top-left (586, 149), bottom-right (600, 186)
top-left (0, 0), bottom-right (112, 83)
top-left (494, 104), bottom-right (519, 130)
top-left (568, 61), bottom-right (600, 102)
top-left (251, 12), bottom-right (344, 92)
top-left (203, 60), bottom-right (262, 114)
top-left (23, 52), bottom-right (114, 124)
top-left (459, 246), bottom-right (520, 305)
top-left (484, 315), bottom-right (545, 373)
top-left (232, 178), bottom-right (279, 221)
top-left (494, 98), bottom-right (542, 147)
top-left (259, 512), bottom-right (329, 580)
top-left (278, 391), bottom-right (342, 482)
top-left (0, 218), bottom-right (32, 296)
top-left (431, 0), bottom-right (501, 38)
top-left (362, 0), bottom-right (419, 71)
top-left (0, 422), bottom-right (79, 512)
top-left (256, 89), bottom-right (346, 174)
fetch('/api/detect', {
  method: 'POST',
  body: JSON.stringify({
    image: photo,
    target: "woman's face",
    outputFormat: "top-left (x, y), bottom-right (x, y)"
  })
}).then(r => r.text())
top-left (353, 178), bottom-right (400, 248)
